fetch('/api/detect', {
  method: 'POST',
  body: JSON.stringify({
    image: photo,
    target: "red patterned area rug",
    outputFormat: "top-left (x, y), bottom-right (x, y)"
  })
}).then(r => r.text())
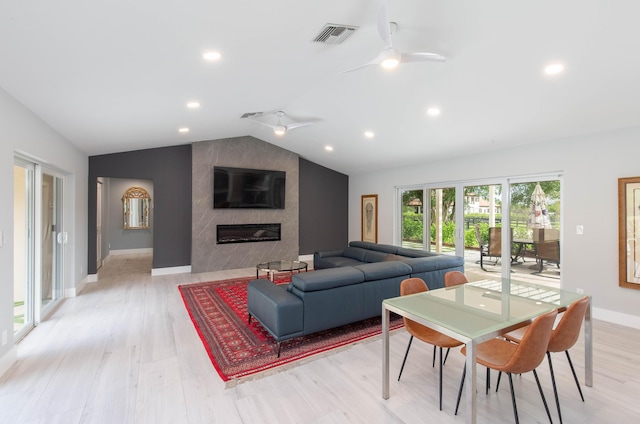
top-left (178, 275), bottom-right (403, 385)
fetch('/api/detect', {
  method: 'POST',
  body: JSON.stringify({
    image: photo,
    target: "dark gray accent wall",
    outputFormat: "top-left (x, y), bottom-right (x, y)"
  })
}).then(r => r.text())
top-left (299, 158), bottom-right (348, 254)
top-left (88, 145), bottom-right (192, 273)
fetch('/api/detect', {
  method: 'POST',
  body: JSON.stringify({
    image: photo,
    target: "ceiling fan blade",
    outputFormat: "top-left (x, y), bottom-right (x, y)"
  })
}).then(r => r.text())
top-left (286, 121), bottom-right (314, 131)
top-left (400, 52), bottom-right (446, 64)
top-left (248, 119), bottom-right (278, 130)
top-left (377, 0), bottom-right (393, 48)
top-left (342, 48), bottom-right (393, 73)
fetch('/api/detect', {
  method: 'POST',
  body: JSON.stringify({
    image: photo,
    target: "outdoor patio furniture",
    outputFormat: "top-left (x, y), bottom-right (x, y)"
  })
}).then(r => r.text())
top-left (479, 226), bottom-right (503, 271)
top-left (534, 239), bottom-right (560, 272)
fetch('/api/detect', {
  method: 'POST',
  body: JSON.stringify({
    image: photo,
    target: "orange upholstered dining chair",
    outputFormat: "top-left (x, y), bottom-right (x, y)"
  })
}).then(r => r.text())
top-left (454, 308), bottom-right (558, 424)
top-left (441, 271), bottom-right (469, 364)
top-left (397, 277), bottom-right (463, 411)
top-left (444, 270), bottom-right (469, 287)
top-left (503, 296), bottom-right (590, 424)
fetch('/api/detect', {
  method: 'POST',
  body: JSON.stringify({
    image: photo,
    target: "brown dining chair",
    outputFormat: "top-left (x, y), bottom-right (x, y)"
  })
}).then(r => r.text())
top-left (454, 308), bottom-right (558, 424)
top-left (441, 271), bottom-right (469, 364)
top-left (397, 277), bottom-right (463, 411)
top-left (444, 270), bottom-right (469, 287)
top-left (503, 296), bottom-right (589, 424)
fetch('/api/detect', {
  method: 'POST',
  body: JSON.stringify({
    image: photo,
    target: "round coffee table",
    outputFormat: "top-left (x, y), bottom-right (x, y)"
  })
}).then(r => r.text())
top-left (256, 260), bottom-right (308, 281)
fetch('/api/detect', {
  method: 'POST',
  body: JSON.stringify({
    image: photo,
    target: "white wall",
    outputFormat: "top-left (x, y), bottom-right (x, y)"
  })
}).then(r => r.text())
top-left (349, 127), bottom-right (640, 327)
top-left (0, 87), bottom-right (88, 374)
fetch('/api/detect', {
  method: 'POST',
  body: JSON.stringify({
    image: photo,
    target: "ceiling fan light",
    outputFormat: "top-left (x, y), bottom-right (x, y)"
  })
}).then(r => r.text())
top-left (274, 125), bottom-right (286, 136)
top-left (380, 48), bottom-right (401, 69)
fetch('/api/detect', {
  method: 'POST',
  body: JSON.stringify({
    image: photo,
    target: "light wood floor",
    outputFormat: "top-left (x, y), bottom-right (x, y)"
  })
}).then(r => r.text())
top-left (1, 254), bottom-right (639, 423)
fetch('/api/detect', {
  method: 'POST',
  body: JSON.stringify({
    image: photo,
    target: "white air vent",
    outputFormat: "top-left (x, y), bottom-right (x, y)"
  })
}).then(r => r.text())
top-left (240, 112), bottom-right (263, 119)
top-left (313, 24), bottom-right (358, 44)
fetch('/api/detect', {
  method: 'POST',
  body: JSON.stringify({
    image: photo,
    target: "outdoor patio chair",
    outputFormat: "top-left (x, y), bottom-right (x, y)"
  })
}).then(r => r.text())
top-left (534, 239), bottom-right (560, 272)
top-left (480, 226), bottom-right (503, 271)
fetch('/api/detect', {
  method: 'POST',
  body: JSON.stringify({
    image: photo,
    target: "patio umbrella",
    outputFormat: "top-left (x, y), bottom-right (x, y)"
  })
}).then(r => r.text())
top-left (528, 183), bottom-right (552, 229)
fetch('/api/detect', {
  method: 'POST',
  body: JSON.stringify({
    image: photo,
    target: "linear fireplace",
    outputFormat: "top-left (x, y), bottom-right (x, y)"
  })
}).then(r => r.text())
top-left (216, 223), bottom-right (281, 244)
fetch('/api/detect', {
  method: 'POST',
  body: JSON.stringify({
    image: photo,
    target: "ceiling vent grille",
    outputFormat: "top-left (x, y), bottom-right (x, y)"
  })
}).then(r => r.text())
top-left (240, 112), bottom-right (263, 119)
top-left (313, 24), bottom-right (358, 44)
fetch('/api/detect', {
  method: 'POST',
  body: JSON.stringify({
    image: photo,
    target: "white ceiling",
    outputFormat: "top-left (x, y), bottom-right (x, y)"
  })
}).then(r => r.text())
top-left (2, 0), bottom-right (640, 175)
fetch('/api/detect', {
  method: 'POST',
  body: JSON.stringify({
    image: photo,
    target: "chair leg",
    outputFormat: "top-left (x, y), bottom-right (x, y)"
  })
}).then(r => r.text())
top-left (455, 365), bottom-right (466, 415)
top-left (248, 313), bottom-right (252, 324)
top-left (564, 350), bottom-right (585, 402)
top-left (277, 341), bottom-right (282, 358)
top-left (547, 352), bottom-right (563, 424)
top-left (533, 368), bottom-right (554, 424)
top-left (506, 373), bottom-right (521, 424)
top-left (397, 336), bottom-right (414, 381)
top-left (486, 367), bottom-right (490, 395)
top-left (496, 371), bottom-right (502, 392)
top-left (439, 347), bottom-right (443, 411)
top-left (443, 347), bottom-right (450, 365)
top-left (432, 345), bottom-right (436, 367)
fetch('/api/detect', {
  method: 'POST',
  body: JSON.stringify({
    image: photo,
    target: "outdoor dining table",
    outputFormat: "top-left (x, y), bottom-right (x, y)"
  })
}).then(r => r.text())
top-left (382, 279), bottom-right (592, 424)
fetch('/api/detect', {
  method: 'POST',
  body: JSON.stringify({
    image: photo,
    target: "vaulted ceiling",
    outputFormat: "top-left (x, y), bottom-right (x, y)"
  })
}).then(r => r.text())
top-left (2, 1), bottom-right (639, 175)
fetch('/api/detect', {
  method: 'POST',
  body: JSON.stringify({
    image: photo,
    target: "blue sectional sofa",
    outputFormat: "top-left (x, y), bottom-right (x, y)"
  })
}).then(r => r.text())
top-left (247, 241), bottom-right (464, 355)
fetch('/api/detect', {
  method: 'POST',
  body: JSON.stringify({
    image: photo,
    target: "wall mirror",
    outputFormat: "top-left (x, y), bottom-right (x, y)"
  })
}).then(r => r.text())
top-left (123, 186), bottom-right (151, 229)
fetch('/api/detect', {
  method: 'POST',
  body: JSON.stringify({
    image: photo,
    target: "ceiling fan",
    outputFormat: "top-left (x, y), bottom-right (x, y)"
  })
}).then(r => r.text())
top-left (344, 0), bottom-right (446, 73)
top-left (243, 110), bottom-right (314, 136)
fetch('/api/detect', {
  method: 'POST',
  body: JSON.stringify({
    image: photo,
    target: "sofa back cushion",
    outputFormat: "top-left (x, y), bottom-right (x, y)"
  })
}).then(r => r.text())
top-left (349, 241), bottom-right (399, 254)
top-left (342, 246), bottom-right (368, 262)
top-left (363, 250), bottom-right (389, 263)
top-left (355, 261), bottom-right (413, 281)
top-left (396, 247), bottom-right (438, 258)
top-left (291, 267), bottom-right (364, 292)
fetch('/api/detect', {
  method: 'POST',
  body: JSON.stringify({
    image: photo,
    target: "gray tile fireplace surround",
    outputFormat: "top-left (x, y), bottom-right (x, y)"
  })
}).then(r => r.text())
top-left (191, 136), bottom-right (300, 273)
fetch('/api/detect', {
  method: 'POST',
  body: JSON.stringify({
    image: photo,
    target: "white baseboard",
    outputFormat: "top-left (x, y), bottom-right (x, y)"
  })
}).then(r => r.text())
top-left (151, 265), bottom-right (192, 276)
top-left (65, 275), bottom-right (91, 298)
top-left (0, 346), bottom-right (17, 379)
top-left (594, 307), bottom-right (640, 329)
top-left (109, 248), bottom-right (153, 256)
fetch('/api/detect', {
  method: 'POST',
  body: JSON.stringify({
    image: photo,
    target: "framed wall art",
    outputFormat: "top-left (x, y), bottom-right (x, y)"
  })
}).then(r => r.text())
top-left (618, 176), bottom-right (640, 289)
top-left (361, 194), bottom-right (378, 243)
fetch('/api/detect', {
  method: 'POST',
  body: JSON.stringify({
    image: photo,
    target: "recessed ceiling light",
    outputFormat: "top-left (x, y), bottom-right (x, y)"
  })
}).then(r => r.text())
top-left (202, 51), bottom-right (222, 61)
top-left (187, 101), bottom-right (200, 109)
top-left (427, 107), bottom-right (441, 117)
top-left (178, 127), bottom-right (189, 133)
top-left (364, 131), bottom-right (375, 139)
top-left (544, 63), bottom-right (564, 75)
top-left (325, 145), bottom-right (334, 152)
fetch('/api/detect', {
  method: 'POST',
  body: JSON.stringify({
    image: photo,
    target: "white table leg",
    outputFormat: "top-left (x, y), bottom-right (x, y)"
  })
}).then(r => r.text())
top-left (585, 297), bottom-right (593, 387)
top-left (382, 306), bottom-right (390, 399)
top-left (465, 340), bottom-right (477, 424)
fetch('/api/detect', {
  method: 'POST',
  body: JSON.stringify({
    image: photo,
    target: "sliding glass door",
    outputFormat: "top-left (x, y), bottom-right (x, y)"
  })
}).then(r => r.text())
top-left (397, 174), bottom-right (562, 286)
top-left (40, 170), bottom-right (64, 314)
top-left (14, 158), bottom-right (65, 340)
top-left (13, 160), bottom-right (35, 339)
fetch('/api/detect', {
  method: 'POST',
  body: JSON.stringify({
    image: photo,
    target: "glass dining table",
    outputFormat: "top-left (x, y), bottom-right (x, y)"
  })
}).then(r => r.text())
top-left (382, 279), bottom-right (592, 424)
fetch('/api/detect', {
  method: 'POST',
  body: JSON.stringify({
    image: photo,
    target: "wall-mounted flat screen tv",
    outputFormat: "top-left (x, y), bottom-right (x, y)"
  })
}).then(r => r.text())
top-left (213, 166), bottom-right (286, 209)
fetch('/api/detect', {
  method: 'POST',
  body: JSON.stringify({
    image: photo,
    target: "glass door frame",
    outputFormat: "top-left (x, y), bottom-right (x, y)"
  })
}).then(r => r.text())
top-left (14, 158), bottom-right (35, 341)
top-left (37, 166), bottom-right (65, 320)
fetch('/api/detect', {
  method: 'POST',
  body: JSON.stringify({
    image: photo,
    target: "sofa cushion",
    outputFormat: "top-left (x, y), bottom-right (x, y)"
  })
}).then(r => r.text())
top-left (384, 253), bottom-right (405, 261)
top-left (315, 256), bottom-right (364, 268)
top-left (363, 250), bottom-right (389, 263)
top-left (342, 246), bottom-right (369, 262)
top-left (396, 247), bottom-right (438, 258)
top-left (349, 241), bottom-right (399, 254)
top-left (354, 261), bottom-right (413, 281)
top-left (291, 267), bottom-right (364, 292)
top-left (404, 255), bottom-right (465, 273)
